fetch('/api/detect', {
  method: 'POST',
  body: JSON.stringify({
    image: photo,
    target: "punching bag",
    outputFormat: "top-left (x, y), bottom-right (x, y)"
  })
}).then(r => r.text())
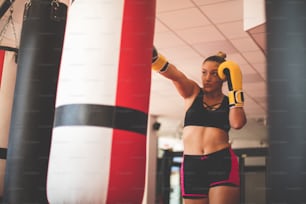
top-left (3, 0), bottom-right (68, 203)
top-left (0, 49), bottom-right (17, 198)
top-left (266, 0), bottom-right (306, 203)
top-left (47, 0), bottom-right (156, 203)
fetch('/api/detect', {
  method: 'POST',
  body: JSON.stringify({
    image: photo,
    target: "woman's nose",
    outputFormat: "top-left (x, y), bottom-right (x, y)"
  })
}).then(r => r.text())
top-left (205, 73), bottom-right (211, 80)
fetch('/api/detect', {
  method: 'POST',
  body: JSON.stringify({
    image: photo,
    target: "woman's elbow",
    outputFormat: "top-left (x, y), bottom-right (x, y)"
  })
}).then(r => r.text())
top-left (231, 119), bottom-right (247, 129)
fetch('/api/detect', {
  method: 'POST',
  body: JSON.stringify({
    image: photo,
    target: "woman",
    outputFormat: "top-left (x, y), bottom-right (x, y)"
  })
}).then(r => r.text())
top-left (152, 48), bottom-right (247, 204)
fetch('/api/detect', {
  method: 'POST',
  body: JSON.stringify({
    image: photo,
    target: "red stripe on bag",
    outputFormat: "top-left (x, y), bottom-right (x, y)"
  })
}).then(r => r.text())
top-left (0, 50), bottom-right (5, 87)
top-left (106, 0), bottom-right (156, 203)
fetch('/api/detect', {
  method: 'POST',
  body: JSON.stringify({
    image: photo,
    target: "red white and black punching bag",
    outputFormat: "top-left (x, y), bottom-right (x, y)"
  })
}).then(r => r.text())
top-left (47, 0), bottom-right (155, 203)
top-left (3, 0), bottom-right (68, 203)
top-left (0, 0), bottom-right (21, 197)
top-left (0, 49), bottom-right (17, 197)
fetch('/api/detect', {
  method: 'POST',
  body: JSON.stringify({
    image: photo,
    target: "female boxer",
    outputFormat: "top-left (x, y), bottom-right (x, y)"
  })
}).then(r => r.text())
top-left (152, 48), bottom-right (247, 204)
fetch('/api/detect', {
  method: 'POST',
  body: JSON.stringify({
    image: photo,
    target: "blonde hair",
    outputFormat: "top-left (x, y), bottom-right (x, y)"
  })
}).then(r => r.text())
top-left (216, 51), bottom-right (227, 60)
top-left (203, 51), bottom-right (227, 63)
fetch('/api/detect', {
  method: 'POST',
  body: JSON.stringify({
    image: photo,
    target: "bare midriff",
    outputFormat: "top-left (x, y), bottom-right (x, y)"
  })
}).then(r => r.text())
top-left (182, 125), bottom-right (230, 155)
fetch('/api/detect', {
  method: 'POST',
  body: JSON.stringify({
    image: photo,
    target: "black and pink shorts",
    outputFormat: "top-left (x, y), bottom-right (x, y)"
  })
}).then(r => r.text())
top-left (180, 147), bottom-right (240, 199)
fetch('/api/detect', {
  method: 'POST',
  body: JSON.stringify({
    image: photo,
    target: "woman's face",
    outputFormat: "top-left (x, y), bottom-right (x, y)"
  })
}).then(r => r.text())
top-left (201, 61), bottom-right (223, 93)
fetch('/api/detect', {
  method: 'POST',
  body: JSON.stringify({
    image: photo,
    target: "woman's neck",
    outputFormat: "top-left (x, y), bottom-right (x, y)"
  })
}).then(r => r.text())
top-left (203, 89), bottom-right (223, 99)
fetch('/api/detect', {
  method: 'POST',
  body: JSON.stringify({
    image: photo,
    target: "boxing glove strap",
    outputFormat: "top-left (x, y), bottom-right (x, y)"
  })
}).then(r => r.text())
top-left (152, 54), bottom-right (169, 72)
top-left (228, 90), bottom-right (244, 108)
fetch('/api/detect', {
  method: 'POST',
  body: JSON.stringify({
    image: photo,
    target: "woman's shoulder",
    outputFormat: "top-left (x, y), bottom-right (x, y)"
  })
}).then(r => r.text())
top-left (183, 85), bottom-right (202, 110)
top-left (189, 85), bottom-right (202, 99)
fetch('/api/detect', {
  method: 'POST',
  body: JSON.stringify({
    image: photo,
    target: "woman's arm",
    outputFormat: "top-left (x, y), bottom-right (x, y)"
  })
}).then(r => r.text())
top-left (152, 47), bottom-right (198, 99)
top-left (229, 107), bottom-right (247, 129)
top-left (159, 63), bottom-right (198, 99)
top-left (218, 60), bottom-right (247, 129)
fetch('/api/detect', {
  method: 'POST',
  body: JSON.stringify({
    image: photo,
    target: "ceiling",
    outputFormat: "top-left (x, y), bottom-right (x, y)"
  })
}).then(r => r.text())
top-left (1, 0), bottom-right (268, 148)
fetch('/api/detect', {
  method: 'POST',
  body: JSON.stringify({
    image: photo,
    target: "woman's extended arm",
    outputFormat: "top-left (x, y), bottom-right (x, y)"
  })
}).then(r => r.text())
top-left (159, 63), bottom-right (198, 99)
top-left (152, 47), bottom-right (198, 99)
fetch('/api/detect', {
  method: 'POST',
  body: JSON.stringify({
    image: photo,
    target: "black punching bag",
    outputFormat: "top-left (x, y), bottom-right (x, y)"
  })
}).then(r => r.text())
top-left (266, 0), bottom-right (306, 203)
top-left (3, 0), bottom-right (68, 203)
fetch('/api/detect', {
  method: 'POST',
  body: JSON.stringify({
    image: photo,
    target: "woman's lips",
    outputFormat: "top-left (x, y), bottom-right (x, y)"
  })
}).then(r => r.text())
top-left (204, 83), bottom-right (212, 87)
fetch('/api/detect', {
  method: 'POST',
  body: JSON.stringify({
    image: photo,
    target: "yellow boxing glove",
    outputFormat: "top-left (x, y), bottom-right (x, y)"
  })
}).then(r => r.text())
top-left (218, 61), bottom-right (244, 108)
top-left (152, 46), bottom-right (169, 72)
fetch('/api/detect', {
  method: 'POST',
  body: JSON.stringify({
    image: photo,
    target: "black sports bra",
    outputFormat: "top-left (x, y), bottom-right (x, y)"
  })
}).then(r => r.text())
top-left (184, 89), bottom-right (230, 132)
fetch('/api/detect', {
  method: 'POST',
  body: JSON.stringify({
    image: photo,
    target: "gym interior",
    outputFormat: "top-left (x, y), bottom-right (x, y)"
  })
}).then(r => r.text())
top-left (0, 0), bottom-right (305, 203)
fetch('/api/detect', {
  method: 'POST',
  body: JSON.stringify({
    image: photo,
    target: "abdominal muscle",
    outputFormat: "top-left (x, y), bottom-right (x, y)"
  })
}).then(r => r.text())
top-left (182, 125), bottom-right (230, 155)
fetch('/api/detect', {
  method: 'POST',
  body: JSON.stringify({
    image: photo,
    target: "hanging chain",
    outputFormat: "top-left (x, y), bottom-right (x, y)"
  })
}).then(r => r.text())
top-left (23, 0), bottom-right (32, 21)
top-left (25, 0), bottom-right (32, 8)
top-left (0, 14), bottom-right (11, 44)
top-left (50, 0), bottom-right (60, 8)
top-left (50, 0), bottom-right (66, 22)
top-left (0, 4), bottom-right (19, 48)
top-left (10, 7), bottom-right (18, 48)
